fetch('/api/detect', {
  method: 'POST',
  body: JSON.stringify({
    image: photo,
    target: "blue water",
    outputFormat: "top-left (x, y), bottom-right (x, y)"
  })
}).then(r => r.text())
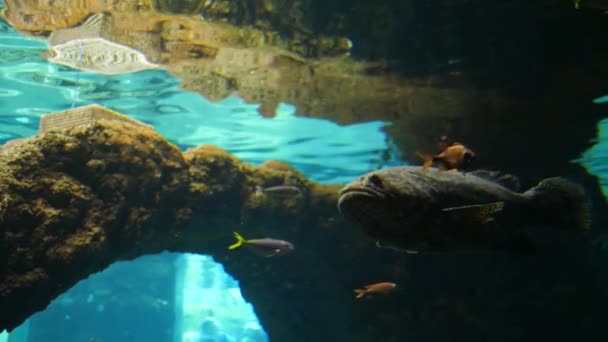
top-left (0, 17), bottom-right (403, 342)
top-left (0, 19), bottom-right (401, 185)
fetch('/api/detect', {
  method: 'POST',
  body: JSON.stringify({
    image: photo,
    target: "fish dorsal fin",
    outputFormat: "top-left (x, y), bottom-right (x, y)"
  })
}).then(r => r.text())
top-left (468, 170), bottom-right (521, 192)
top-left (48, 13), bottom-right (107, 47)
top-left (441, 202), bottom-right (505, 224)
top-left (80, 12), bottom-right (106, 31)
top-left (437, 141), bottom-right (449, 152)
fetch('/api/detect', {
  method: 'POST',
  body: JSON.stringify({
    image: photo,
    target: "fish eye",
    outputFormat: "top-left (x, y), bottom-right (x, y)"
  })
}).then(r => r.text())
top-left (368, 174), bottom-right (384, 188)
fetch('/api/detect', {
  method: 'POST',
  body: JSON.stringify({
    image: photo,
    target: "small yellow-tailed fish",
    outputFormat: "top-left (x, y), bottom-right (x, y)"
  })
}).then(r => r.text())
top-left (228, 232), bottom-right (294, 257)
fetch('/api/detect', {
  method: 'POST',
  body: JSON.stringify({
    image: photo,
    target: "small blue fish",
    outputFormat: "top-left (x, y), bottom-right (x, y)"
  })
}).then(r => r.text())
top-left (228, 232), bottom-right (294, 257)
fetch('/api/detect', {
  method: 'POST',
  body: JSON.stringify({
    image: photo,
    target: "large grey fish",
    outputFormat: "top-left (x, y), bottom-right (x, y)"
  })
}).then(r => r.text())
top-left (337, 167), bottom-right (590, 253)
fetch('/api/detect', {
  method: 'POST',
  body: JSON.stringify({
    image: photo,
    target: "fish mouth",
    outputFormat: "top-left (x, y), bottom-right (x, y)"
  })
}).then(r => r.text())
top-left (337, 186), bottom-right (385, 216)
top-left (337, 186), bottom-right (391, 234)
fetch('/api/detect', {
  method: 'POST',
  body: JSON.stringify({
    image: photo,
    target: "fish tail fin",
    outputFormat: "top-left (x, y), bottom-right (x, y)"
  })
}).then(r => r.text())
top-left (416, 152), bottom-right (435, 170)
top-left (353, 289), bottom-right (366, 299)
top-left (228, 232), bottom-right (247, 250)
top-left (71, 12), bottom-right (105, 38)
top-left (526, 178), bottom-right (591, 232)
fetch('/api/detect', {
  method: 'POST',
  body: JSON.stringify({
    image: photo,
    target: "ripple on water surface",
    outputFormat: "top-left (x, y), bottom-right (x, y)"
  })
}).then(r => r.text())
top-left (0, 28), bottom-right (402, 183)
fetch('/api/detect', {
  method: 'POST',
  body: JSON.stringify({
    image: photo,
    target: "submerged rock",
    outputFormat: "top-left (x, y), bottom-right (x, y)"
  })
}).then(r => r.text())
top-left (0, 105), bottom-right (345, 336)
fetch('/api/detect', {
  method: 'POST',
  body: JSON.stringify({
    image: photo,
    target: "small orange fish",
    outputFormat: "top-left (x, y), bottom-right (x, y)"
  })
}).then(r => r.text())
top-left (353, 282), bottom-right (398, 299)
top-left (417, 141), bottom-right (475, 171)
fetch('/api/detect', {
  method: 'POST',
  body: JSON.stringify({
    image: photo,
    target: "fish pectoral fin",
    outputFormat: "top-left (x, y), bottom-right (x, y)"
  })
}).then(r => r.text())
top-left (376, 240), bottom-right (420, 254)
top-left (441, 201), bottom-right (505, 224)
top-left (422, 160), bottom-right (433, 170)
top-left (264, 249), bottom-right (282, 258)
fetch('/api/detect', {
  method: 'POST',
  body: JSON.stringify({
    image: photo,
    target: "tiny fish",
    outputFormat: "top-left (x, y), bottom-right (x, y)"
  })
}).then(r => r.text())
top-left (255, 185), bottom-right (303, 197)
top-left (354, 282), bottom-right (398, 299)
top-left (376, 240), bottom-right (419, 254)
top-left (228, 232), bottom-right (294, 257)
top-left (417, 141), bottom-right (475, 171)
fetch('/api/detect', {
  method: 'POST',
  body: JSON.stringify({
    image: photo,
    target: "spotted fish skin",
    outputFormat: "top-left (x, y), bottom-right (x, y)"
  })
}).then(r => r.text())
top-left (337, 166), bottom-right (589, 253)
